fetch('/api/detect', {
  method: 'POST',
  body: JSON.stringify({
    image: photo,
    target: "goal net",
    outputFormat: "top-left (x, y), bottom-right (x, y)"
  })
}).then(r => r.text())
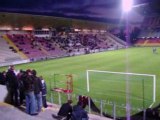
top-left (86, 70), bottom-right (156, 109)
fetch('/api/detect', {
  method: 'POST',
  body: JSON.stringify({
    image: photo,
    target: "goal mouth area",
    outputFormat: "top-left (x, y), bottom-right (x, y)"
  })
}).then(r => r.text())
top-left (86, 70), bottom-right (156, 108)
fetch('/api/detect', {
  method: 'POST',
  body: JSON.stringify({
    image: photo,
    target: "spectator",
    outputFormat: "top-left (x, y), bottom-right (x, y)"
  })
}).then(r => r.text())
top-left (71, 101), bottom-right (89, 120)
top-left (56, 100), bottom-right (73, 120)
top-left (23, 69), bottom-right (37, 115)
top-left (40, 76), bottom-right (48, 108)
top-left (32, 70), bottom-right (43, 113)
top-left (6, 65), bottom-right (19, 106)
top-left (78, 95), bottom-right (88, 108)
top-left (17, 70), bottom-right (25, 105)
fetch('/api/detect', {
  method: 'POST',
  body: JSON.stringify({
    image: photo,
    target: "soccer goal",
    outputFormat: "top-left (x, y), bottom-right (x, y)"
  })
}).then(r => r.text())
top-left (86, 70), bottom-right (156, 109)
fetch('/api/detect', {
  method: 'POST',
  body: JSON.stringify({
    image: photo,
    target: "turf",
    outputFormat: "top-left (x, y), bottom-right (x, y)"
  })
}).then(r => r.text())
top-left (1, 47), bottom-right (160, 116)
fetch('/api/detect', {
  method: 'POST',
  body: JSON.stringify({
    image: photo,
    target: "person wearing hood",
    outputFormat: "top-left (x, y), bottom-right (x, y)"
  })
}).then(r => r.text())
top-left (71, 101), bottom-right (89, 120)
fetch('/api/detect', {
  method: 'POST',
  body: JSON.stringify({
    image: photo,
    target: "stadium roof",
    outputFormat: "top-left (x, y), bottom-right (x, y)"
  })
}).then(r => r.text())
top-left (0, 0), bottom-right (159, 23)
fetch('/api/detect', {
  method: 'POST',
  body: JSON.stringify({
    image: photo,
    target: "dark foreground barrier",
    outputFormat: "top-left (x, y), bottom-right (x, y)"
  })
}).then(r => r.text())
top-left (78, 95), bottom-right (160, 120)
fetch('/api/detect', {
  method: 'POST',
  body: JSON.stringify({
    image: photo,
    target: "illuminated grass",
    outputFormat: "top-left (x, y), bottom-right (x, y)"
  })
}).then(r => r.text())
top-left (1, 47), bottom-right (160, 116)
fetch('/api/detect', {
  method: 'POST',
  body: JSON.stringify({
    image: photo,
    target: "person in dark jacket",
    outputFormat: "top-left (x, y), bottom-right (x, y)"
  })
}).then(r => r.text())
top-left (17, 70), bottom-right (25, 105)
top-left (71, 101), bottom-right (89, 120)
top-left (6, 66), bottom-right (19, 106)
top-left (32, 69), bottom-right (43, 113)
top-left (40, 76), bottom-right (48, 108)
top-left (23, 69), bottom-right (37, 115)
top-left (57, 100), bottom-right (73, 120)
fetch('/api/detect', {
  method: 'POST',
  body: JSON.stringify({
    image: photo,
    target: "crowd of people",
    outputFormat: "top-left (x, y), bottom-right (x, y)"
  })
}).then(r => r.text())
top-left (0, 65), bottom-right (90, 119)
top-left (0, 65), bottom-right (47, 115)
top-left (51, 31), bottom-right (110, 54)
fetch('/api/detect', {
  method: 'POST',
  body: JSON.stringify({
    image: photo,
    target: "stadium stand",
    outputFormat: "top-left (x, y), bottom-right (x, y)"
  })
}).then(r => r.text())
top-left (33, 37), bottom-right (66, 57)
top-left (135, 38), bottom-right (160, 46)
top-left (0, 29), bottom-right (126, 64)
top-left (135, 16), bottom-right (160, 47)
top-left (0, 36), bottom-right (23, 63)
top-left (7, 34), bottom-right (47, 59)
top-left (135, 28), bottom-right (160, 46)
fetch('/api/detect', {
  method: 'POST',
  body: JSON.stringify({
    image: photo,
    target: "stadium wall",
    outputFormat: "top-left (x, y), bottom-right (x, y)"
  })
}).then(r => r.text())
top-left (0, 59), bottom-right (30, 67)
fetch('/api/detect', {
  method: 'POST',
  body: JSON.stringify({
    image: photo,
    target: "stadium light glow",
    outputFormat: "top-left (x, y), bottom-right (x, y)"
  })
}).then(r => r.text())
top-left (122, 0), bottom-right (133, 12)
top-left (0, 26), bottom-right (12, 30)
top-left (22, 26), bottom-right (33, 31)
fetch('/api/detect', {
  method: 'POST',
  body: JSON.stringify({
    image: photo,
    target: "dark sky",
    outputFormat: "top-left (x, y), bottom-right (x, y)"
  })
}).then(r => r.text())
top-left (0, 0), bottom-right (156, 23)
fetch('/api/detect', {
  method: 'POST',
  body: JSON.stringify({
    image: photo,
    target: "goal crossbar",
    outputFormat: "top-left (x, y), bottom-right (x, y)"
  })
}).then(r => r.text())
top-left (86, 70), bottom-right (156, 107)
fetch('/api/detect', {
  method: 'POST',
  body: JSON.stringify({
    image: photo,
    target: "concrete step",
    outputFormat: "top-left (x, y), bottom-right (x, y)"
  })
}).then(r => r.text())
top-left (0, 102), bottom-right (112, 120)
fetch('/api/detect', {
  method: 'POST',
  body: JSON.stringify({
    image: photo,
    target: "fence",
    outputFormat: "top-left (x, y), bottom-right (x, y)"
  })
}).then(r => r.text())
top-left (49, 90), bottom-right (150, 120)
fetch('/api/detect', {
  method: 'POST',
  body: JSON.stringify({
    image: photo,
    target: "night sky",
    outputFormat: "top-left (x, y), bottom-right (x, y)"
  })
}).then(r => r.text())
top-left (0, 0), bottom-right (156, 23)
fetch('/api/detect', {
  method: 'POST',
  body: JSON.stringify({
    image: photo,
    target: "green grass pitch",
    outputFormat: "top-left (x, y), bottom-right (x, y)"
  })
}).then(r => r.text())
top-left (1, 47), bottom-right (160, 116)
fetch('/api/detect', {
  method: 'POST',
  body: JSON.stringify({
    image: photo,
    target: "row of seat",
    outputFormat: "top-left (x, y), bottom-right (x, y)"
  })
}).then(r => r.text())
top-left (0, 31), bottom-right (126, 63)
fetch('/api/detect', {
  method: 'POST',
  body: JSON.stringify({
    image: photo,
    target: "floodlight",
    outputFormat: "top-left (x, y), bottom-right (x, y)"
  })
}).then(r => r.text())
top-left (122, 0), bottom-right (133, 12)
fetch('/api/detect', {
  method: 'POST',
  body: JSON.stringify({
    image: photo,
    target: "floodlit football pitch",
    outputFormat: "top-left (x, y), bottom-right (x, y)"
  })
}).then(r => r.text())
top-left (1, 47), bottom-right (160, 116)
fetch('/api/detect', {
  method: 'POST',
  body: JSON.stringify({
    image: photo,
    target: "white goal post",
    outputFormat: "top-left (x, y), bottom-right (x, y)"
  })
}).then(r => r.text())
top-left (86, 70), bottom-right (156, 107)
